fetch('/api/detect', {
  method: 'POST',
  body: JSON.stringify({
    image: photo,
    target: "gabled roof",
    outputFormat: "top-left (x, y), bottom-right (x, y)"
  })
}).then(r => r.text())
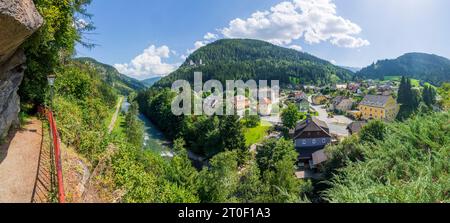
top-left (359, 95), bottom-right (392, 108)
top-left (294, 117), bottom-right (330, 139)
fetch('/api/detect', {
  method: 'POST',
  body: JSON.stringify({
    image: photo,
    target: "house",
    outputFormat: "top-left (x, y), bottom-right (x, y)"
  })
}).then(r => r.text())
top-left (258, 97), bottom-right (272, 116)
top-left (291, 117), bottom-right (332, 166)
top-left (335, 84), bottom-right (348, 91)
top-left (293, 91), bottom-right (307, 101)
top-left (347, 121), bottom-right (367, 135)
top-left (358, 95), bottom-right (399, 121)
top-left (330, 96), bottom-right (353, 113)
top-left (348, 83), bottom-right (360, 93)
top-left (312, 95), bottom-right (328, 105)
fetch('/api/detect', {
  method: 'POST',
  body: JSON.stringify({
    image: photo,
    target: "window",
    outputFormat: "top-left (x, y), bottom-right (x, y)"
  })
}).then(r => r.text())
top-left (302, 140), bottom-right (307, 145)
top-left (322, 138), bottom-right (326, 143)
top-left (312, 139), bottom-right (317, 144)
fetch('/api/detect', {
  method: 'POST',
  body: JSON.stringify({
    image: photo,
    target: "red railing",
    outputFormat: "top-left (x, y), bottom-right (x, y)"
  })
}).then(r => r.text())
top-left (40, 107), bottom-right (65, 203)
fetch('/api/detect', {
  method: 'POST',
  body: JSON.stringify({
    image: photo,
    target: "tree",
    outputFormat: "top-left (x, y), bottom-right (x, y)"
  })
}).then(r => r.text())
top-left (236, 162), bottom-right (264, 203)
top-left (360, 120), bottom-right (387, 143)
top-left (281, 103), bottom-right (301, 129)
top-left (397, 77), bottom-right (420, 120)
top-left (255, 138), bottom-right (310, 203)
top-left (198, 151), bottom-right (240, 203)
top-left (219, 115), bottom-right (247, 163)
top-left (20, 0), bottom-right (94, 106)
top-left (256, 138), bottom-right (298, 173)
top-left (243, 110), bottom-right (261, 128)
top-left (125, 101), bottom-right (144, 148)
top-left (422, 85), bottom-right (436, 107)
top-left (168, 139), bottom-right (200, 192)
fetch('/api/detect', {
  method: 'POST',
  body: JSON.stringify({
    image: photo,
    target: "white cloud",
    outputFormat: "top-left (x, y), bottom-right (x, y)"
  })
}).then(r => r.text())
top-left (220, 0), bottom-right (369, 48)
top-left (114, 45), bottom-right (178, 79)
top-left (204, 32), bottom-right (218, 40)
top-left (288, 44), bottom-right (303, 51)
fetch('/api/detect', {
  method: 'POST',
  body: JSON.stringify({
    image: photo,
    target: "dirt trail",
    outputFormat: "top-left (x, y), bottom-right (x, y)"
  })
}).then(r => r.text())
top-left (0, 118), bottom-right (43, 203)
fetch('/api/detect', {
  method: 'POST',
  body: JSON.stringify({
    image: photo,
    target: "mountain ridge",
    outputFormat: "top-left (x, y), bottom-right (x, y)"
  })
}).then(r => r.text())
top-left (155, 39), bottom-right (354, 87)
top-left (357, 52), bottom-right (450, 85)
top-left (74, 57), bottom-right (146, 94)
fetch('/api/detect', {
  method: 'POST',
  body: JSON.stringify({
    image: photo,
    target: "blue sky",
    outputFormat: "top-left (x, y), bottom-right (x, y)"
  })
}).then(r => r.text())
top-left (76, 0), bottom-right (450, 80)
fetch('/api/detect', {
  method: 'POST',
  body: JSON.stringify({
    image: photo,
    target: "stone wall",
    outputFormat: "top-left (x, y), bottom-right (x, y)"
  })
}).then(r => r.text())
top-left (0, 0), bottom-right (43, 138)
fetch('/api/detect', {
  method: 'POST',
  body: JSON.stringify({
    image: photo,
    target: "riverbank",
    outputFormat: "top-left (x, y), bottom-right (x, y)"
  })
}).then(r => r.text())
top-left (120, 99), bottom-right (173, 157)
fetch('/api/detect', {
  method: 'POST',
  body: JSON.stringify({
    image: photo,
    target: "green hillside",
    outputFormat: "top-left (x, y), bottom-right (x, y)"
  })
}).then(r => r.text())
top-left (155, 39), bottom-right (353, 87)
top-left (357, 53), bottom-right (450, 85)
top-left (74, 57), bottom-right (146, 94)
top-left (141, 76), bottom-right (162, 87)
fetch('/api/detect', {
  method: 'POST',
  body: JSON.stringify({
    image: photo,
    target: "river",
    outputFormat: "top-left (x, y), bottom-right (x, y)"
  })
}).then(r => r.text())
top-left (121, 100), bottom-right (174, 157)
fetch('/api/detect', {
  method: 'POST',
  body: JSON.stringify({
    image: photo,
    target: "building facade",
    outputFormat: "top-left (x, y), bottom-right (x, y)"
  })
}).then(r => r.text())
top-left (292, 117), bottom-right (332, 162)
top-left (358, 95), bottom-right (399, 121)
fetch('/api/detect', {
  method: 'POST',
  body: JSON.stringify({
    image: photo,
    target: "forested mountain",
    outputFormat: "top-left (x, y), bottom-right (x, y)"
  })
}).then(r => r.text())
top-left (141, 76), bottom-right (162, 87)
top-left (155, 39), bottom-right (353, 87)
top-left (74, 57), bottom-right (146, 94)
top-left (357, 53), bottom-right (450, 85)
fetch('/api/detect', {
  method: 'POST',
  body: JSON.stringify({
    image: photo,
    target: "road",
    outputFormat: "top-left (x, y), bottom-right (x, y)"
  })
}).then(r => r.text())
top-left (108, 96), bottom-right (124, 134)
top-left (308, 95), bottom-right (352, 137)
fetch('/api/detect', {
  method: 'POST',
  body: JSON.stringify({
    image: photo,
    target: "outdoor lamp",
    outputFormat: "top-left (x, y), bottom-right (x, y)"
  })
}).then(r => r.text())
top-left (47, 74), bottom-right (56, 86)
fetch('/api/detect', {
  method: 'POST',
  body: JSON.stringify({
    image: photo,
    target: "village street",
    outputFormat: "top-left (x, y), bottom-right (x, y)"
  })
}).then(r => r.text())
top-left (308, 96), bottom-right (352, 137)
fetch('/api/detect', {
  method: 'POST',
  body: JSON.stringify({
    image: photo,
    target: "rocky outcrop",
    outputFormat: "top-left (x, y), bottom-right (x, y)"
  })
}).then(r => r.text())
top-left (0, 0), bottom-right (43, 138)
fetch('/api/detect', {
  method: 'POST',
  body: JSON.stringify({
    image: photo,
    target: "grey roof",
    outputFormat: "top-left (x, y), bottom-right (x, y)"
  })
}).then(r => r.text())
top-left (294, 117), bottom-right (330, 137)
top-left (359, 95), bottom-right (391, 108)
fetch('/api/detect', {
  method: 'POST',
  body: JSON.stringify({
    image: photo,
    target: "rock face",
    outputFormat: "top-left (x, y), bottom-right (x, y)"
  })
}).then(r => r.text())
top-left (0, 0), bottom-right (43, 138)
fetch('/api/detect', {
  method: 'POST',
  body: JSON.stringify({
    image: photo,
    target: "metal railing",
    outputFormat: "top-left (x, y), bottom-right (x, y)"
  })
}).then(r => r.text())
top-left (42, 108), bottom-right (65, 203)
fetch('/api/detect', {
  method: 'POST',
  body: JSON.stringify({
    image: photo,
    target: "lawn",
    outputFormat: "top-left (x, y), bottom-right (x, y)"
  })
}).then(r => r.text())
top-left (244, 120), bottom-right (272, 147)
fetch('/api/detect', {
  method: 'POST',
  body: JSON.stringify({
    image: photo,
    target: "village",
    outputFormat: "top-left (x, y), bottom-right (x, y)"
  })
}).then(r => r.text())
top-left (227, 78), bottom-right (411, 180)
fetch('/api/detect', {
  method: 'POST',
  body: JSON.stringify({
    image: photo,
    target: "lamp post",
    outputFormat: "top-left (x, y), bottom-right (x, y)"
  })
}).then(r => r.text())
top-left (47, 74), bottom-right (56, 110)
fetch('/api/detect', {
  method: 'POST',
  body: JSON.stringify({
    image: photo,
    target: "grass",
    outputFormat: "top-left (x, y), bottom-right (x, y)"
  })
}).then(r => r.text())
top-left (244, 120), bottom-right (272, 147)
top-left (111, 113), bottom-right (126, 137)
top-left (383, 76), bottom-right (423, 87)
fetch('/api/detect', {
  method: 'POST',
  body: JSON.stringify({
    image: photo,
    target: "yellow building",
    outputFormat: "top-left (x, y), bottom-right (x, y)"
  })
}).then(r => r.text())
top-left (358, 95), bottom-right (399, 121)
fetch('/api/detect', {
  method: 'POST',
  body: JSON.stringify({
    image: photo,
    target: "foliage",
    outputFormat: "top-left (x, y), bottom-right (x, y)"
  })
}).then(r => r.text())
top-left (156, 39), bottom-right (353, 88)
top-left (198, 151), bottom-right (240, 203)
top-left (242, 110), bottom-right (261, 128)
top-left (359, 120), bottom-right (387, 143)
top-left (397, 76), bottom-right (421, 120)
top-left (110, 142), bottom-right (199, 203)
top-left (281, 103), bottom-right (305, 129)
top-left (137, 89), bottom-right (248, 158)
top-left (52, 62), bottom-right (115, 162)
top-left (256, 138), bottom-right (298, 173)
top-left (124, 100), bottom-right (144, 148)
top-left (325, 112), bottom-right (450, 203)
top-left (20, 0), bottom-right (94, 106)
top-left (422, 85), bottom-right (437, 107)
top-left (437, 83), bottom-right (450, 111)
top-left (255, 138), bottom-right (311, 203)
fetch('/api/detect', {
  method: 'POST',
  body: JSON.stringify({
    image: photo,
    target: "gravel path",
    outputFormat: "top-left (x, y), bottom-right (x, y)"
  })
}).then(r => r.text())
top-left (0, 118), bottom-right (43, 203)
